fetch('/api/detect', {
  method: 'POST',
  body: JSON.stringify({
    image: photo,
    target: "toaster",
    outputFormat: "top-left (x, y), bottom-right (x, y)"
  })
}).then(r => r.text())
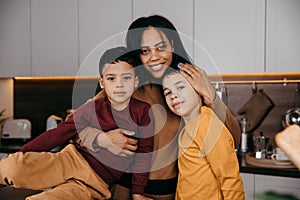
top-left (1, 119), bottom-right (31, 139)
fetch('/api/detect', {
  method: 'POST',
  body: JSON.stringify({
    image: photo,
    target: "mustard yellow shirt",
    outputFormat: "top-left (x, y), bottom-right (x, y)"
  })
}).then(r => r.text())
top-left (176, 106), bottom-right (244, 200)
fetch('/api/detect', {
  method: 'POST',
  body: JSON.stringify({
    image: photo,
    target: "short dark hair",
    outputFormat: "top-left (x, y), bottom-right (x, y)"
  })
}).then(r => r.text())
top-left (99, 46), bottom-right (135, 76)
top-left (162, 66), bottom-right (181, 82)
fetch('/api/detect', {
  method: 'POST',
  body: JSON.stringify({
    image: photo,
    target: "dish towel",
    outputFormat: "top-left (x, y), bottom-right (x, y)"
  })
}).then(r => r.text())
top-left (238, 89), bottom-right (274, 132)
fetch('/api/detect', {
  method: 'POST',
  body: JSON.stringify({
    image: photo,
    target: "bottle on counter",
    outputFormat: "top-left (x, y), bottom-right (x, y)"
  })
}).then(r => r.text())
top-left (240, 117), bottom-right (248, 153)
top-left (215, 82), bottom-right (228, 105)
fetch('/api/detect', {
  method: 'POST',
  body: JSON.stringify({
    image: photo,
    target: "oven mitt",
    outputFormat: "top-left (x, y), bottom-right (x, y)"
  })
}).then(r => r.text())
top-left (238, 89), bottom-right (274, 132)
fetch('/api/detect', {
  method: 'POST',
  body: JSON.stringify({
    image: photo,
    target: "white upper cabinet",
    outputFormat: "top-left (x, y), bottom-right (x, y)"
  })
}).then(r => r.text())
top-left (266, 0), bottom-right (300, 72)
top-left (1, 0), bottom-right (300, 77)
top-left (0, 0), bottom-right (31, 77)
top-left (31, 0), bottom-right (79, 76)
top-left (78, 0), bottom-right (131, 77)
top-left (194, 0), bottom-right (265, 74)
top-left (132, 0), bottom-right (194, 61)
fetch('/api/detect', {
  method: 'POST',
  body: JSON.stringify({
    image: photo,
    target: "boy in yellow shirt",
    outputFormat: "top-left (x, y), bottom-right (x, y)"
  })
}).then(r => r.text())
top-left (162, 66), bottom-right (245, 200)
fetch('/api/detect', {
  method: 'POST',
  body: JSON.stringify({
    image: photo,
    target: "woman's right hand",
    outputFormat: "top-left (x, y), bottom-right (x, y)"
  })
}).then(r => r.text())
top-left (95, 128), bottom-right (138, 157)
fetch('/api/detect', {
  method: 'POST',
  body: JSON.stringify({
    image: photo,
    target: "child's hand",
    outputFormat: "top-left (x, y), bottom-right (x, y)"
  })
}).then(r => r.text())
top-left (132, 194), bottom-right (153, 200)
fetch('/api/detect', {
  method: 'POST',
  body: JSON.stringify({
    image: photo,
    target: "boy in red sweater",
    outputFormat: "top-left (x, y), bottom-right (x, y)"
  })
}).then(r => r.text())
top-left (0, 47), bottom-right (154, 200)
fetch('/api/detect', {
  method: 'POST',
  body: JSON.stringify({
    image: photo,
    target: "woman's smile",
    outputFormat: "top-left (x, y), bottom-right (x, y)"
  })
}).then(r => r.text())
top-left (148, 63), bottom-right (165, 71)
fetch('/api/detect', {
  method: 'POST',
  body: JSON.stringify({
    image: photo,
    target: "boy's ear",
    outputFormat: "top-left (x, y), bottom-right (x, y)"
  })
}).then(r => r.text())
top-left (99, 78), bottom-right (104, 89)
top-left (134, 76), bottom-right (139, 88)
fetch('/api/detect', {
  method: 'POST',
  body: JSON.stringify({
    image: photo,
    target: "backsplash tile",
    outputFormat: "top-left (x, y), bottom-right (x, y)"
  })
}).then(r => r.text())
top-left (14, 78), bottom-right (99, 138)
top-left (12, 74), bottom-right (300, 148)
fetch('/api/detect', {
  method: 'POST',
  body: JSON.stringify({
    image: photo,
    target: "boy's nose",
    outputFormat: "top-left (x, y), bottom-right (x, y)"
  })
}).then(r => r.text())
top-left (116, 78), bottom-right (124, 87)
top-left (171, 93), bottom-right (178, 100)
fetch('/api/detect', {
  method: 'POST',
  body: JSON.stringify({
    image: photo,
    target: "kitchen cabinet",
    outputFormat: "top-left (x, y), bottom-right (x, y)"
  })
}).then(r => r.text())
top-left (1, 0), bottom-right (300, 77)
top-left (241, 173), bottom-right (300, 199)
top-left (132, 0), bottom-right (194, 61)
top-left (78, 0), bottom-right (131, 76)
top-left (255, 174), bottom-right (300, 199)
top-left (0, 0), bottom-right (31, 77)
top-left (241, 173), bottom-right (255, 200)
top-left (266, 0), bottom-right (300, 72)
top-left (31, 0), bottom-right (78, 76)
top-left (194, 0), bottom-right (265, 74)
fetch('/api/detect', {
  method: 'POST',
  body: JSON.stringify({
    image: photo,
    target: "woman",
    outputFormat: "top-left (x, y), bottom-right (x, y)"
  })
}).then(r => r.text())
top-left (79, 15), bottom-right (241, 200)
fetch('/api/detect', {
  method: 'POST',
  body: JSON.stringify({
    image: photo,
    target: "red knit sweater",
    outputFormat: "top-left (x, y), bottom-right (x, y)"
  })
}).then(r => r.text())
top-left (20, 97), bottom-right (154, 194)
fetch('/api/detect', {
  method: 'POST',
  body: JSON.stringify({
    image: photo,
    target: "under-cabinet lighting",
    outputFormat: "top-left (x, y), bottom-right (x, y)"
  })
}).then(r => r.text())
top-left (14, 76), bottom-right (99, 80)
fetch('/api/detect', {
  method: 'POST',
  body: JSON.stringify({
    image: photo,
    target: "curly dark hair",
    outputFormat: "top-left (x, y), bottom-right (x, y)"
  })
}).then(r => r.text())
top-left (125, 15), bottom-right (192, 84)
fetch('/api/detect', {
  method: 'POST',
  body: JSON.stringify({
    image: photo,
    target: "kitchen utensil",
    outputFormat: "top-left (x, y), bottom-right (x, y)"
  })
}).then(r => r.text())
top-left (2, 119), bottom-right (31, 139)
top-left (282, 108), bottom-right (300, 127)
top-left (271, 147), bottom-right (290, 161)
top-left (282, 85), bottom-right (300, 127)
top-left (254, 132), bottom-right (269, 159)
top-left (46, 115), bottom-right (63, 131)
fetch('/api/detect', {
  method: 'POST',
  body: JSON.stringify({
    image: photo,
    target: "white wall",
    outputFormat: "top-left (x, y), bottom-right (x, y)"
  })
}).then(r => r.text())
top-left (0, 78), bottom-right (14, 119)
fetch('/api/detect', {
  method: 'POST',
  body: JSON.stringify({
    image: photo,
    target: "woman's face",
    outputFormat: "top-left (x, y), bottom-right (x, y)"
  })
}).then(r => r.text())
top-left (139, 27), bottom-right (173, 79)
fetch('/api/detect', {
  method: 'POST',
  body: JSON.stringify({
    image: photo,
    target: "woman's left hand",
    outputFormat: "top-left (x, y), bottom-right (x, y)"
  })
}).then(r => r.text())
top-left (178, 63), bottom-right (216, 106)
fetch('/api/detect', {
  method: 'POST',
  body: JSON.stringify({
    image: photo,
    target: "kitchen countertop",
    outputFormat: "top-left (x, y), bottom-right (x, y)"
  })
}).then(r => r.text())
top-left (1, 140), bottom-right (300, 178)
top-left (0, 139), bottom-right (27, 153)
top-left (238, 152), bottom-right (300, 178)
